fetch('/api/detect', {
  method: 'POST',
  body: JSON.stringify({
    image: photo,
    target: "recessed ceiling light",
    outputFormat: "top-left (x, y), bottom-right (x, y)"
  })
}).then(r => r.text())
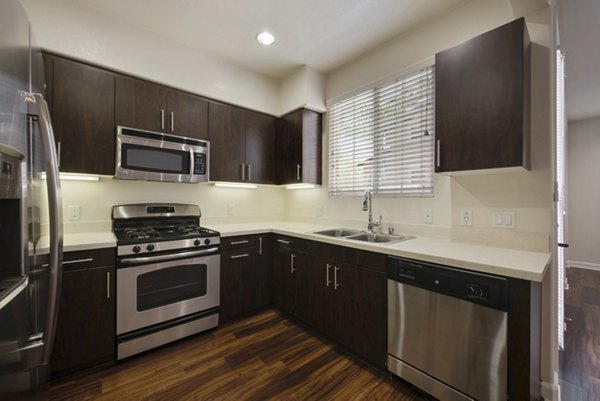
top-left (256, 31), bottom-right (275, 46)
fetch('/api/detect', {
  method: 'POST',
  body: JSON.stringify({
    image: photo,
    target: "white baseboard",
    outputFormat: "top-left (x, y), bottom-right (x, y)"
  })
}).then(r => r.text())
top-left (541, 380), bottom-right (561, 401)
top-left (567, 260), bottom-right (600, 271)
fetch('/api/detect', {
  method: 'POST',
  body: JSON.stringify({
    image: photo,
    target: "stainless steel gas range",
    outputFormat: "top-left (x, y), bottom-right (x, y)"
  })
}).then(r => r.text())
top-left (112, 203), bottom-right (220, 360)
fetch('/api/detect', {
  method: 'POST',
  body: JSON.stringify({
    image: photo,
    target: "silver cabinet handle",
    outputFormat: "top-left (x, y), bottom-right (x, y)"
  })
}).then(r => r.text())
top-left (106, 272), bottom-right (110, 299)
top-left (160, 109), bottom-right (165, 130)
top-left (436, 139), bottom-right (441, 168)
top-left (230, 240), bottom-right (249, 245)
top-left (240, 163), bottom-right (246, 181)
top-left (247, 164), bottom-right (251, 181)
top-left (296, 163), bottom-right (301, 181)
top-left (259, 237), bottom-right (263, 256)
top-left (42, 257), bottom-right (93, 268)
top-left (31, 93), bottom-right (63, 365)
top-left (57, 141), bottom-right (61, 168)
top-left (290, 253), bottom-right (296, 273)
top-left (170, 111), bottom-right (175, 132)
top-left (326, 264), bottom-right (332, 287)
top-left (334, 266), bottom-right (340, 290)
top-left (277, 239), bottom-right (291, 244)
top-left (230, 253), bottom-right (249, 259)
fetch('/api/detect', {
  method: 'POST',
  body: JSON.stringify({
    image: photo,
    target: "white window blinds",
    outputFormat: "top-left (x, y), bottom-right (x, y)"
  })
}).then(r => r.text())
top-left (328, 65), bottom-right (435, 196)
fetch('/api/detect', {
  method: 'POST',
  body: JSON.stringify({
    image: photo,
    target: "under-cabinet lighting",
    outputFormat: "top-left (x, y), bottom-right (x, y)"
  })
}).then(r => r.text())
top-left (286, 183), bottom-right (316, 189)
top-left (212, 182), bottom-right (257, 189)
top-left (40, 172), bottom-right (100, 181)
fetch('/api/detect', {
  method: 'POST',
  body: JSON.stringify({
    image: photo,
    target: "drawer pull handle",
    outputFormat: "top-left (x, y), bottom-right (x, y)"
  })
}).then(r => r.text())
top-left (106, 272), bottom-right (110, 299)
top-left (42, 257), bottom-right (93, 268)
top-left (259, 237), bottom-right (263, 256)
top-left (230, 253), bottom-right (249, 259)
top-left (334, 266), bottom-right (340, 290)
top-left (277, 239), bottom-right (291, 244)
top-left (326, 264), bottom-right (332, 287)
top-left (230, 240), bottom-right (249, 245)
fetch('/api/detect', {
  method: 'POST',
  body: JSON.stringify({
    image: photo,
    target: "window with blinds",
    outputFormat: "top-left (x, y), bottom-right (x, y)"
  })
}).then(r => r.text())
top-left (328, 65), bottom-right (435, 197)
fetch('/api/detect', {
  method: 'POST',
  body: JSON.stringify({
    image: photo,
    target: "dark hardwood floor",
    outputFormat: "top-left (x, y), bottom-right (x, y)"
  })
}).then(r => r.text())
top-left (33, 309), bottom-right (429, 401)
top-left (561, 267), bottom-right (600, 401)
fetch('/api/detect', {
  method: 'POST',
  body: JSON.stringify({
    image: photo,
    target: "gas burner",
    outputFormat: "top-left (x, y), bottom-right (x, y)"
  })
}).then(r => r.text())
top-left (124, 227), bottom-right (160, 240)
top-left (176, 224), bottom-right (204, 236)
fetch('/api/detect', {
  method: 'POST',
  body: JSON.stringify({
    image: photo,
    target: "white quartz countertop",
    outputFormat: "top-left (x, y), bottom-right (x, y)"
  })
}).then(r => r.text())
top-left (207, 222), bottom-right (551, 282)
top-left (36, 221), bottom-right (550, 282)
top-left (37, 232), bottom-right (117, 254)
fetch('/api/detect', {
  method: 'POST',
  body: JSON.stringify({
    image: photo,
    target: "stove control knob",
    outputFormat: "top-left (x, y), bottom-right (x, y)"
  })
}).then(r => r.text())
top-left (204, 238), bottom-right (211, 245)
top-left (132, 245), bottom-right (141, 253)
top-left (147, 244), bottom-right (155, 252)
top-left (194, 239), bottom-right (201, 246)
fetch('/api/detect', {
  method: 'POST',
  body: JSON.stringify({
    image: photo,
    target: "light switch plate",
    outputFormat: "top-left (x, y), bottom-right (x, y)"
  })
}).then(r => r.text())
top-left (492, 211), bottom-right (515, 229)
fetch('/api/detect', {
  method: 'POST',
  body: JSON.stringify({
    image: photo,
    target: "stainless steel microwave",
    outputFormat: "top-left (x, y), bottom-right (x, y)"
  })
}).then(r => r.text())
top-left (115, 126), bottom-right (209, 183)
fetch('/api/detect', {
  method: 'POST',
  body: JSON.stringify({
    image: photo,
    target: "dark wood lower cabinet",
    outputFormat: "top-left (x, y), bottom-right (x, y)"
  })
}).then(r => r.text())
top-left (272, 236), bottom-right (387, 370)
top-left (333, 262), bottom-right (387, 370)
top-left (220, 247), bottom-right (258, 323)
top-left (51, 252), bottom-right (115, 378)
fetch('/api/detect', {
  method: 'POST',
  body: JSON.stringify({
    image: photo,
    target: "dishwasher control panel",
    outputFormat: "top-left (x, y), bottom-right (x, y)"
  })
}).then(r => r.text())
top-left (387, 256), bottom-right (508, 311)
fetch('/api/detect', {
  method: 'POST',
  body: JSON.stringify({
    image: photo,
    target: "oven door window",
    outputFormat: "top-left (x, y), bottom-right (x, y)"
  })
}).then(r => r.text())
top-left (136, 263), bottom-right (207, 311)
top-left (122, 143), bottom-right (190, 174)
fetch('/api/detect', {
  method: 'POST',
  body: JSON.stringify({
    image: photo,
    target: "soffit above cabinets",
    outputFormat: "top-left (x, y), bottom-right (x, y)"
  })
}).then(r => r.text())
top-left (61, 0), bottom-right (465, 79)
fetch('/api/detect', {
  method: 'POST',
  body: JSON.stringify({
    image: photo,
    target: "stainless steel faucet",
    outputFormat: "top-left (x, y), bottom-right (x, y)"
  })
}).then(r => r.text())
top-left (362, 191), bottom-right (381, 233)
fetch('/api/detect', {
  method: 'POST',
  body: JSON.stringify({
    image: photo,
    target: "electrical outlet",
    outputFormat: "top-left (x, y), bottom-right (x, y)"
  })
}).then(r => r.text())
top-left (68, 205), bottom-right (81, 221)
top-left (424, 208), bottom-right (433, 224)
top-left (460, 209), bottom-right (472, 226)
top-left (315, 205), bottom-right (323, 217)
top-left (227, 204), bottom-right (235, 216)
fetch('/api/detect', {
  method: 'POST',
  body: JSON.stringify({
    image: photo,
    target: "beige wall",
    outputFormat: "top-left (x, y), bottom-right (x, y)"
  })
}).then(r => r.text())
top-left (566, 116), bottom-right (600, 266)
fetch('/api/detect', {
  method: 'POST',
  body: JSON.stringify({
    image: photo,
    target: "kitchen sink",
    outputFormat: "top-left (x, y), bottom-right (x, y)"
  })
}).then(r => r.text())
top-left (312, 228), bottom-right (364, 238)
top-left (345, 233), bottom-right (414, 244)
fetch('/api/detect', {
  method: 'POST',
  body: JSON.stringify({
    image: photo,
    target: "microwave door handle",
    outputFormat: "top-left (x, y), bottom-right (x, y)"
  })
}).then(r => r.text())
top-left (31, 93), bottom-right (64, 365)
top-left (189, 149), bottom-right (194, 182)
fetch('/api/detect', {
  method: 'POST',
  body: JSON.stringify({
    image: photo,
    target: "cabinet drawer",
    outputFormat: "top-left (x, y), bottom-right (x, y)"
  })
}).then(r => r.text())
top-left (61, 248), bottom-right (116, 271)
top-left (220, 235), bottom-right (261, 251)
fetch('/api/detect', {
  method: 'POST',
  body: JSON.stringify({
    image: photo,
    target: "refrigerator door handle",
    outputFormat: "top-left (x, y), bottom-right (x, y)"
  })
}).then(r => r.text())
top-left (31, 93), bottom-right (63, 365)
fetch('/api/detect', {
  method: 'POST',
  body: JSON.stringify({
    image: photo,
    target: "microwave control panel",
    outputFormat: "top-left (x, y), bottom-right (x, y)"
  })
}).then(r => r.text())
top-left (193, 153), bottom-right (206, 175)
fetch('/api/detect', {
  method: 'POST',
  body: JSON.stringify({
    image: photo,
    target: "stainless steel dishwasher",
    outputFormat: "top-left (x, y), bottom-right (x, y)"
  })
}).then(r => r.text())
top-left (387, 256), bottom-right (508, 401)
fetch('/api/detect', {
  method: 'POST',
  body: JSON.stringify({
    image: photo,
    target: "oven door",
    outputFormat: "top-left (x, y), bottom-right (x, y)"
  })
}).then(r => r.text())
top-left (115, 126), bottom-right (209, 183)
top-left (116, 254), bottom-right (219, 335)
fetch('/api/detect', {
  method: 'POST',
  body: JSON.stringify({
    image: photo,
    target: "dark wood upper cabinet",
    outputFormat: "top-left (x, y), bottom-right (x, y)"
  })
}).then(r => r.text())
top-left (277, 108), bottom-right (322, 185)
top-left (116, 75), bottom-right (208, 139)
top-left (47, 55), bottom-right (116, 175)
top-left (435, 17), bottom-right (530, 173)
top-left (208, 101), bottom-right (245, 182)
top-left (166, 89), bottom-right (208, 140)
top-left (245, 109), bottom-right (276, 184)
top-left (208, 102), bottom-right (276, 184)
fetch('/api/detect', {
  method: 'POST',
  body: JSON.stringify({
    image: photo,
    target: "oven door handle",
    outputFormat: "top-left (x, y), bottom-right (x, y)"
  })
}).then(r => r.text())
top-left (120, 247), bottom-right (219, 265)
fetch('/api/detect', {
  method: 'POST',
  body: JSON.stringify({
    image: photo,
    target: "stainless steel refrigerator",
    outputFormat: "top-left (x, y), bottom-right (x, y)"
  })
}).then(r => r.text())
top-left (0, 0), bottom-right (63, 398)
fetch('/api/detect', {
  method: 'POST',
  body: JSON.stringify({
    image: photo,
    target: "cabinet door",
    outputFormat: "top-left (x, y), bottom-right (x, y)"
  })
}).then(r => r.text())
top-left (305, 255), bottom-right (334, 338)
top-left (245, 110), bottom-right (276, 184)
top-left (435, 18), bottom-right (529, 172)
top-left (166, 90), bottom-right (209, 140)
top-left (51, 266), bottom-right (115, 376)
top-left (208, 102), bottom-right (245, 182)
top-left (255, 235), bottom-right (271, 308)
top-left (51, 57), bottom-right (115, 175)
top-left (220, 247), bottom-right (258, 322)
top-left (116, 75), bottom-right (168, 133)
top-left (333, 263), bottom-right (387, 369)
top-left (277, 109), bottom-right (303, 184)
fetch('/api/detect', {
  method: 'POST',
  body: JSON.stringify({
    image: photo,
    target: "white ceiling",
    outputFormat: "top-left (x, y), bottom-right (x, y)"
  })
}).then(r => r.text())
top-left (559, 0), bottom-right (600, 121)
top-left (68, 0), bottom-right (465, 79)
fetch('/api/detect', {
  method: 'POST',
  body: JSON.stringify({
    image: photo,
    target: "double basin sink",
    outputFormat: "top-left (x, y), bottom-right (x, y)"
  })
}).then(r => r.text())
top-left (312, 228), bottom-right (413, 245)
